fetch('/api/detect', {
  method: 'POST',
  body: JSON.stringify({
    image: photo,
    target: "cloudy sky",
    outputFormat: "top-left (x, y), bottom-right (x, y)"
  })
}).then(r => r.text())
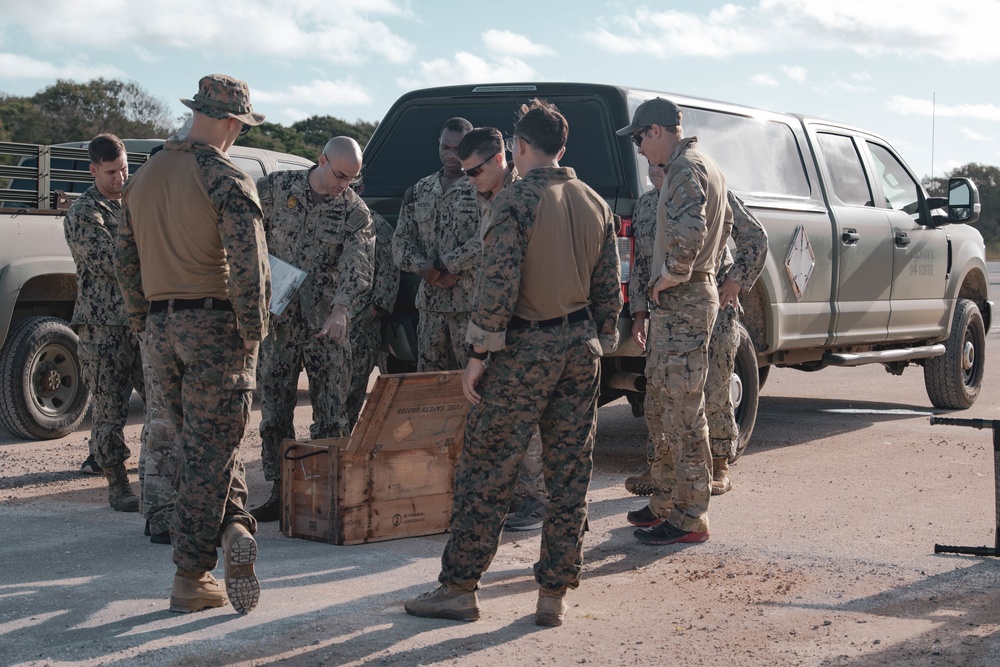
top-left (1, 0), bottom-right (997, 178)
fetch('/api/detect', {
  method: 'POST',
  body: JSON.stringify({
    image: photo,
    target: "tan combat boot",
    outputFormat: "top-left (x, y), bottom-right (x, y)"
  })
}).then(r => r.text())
top-left (624, 465), bottom-right (660, 496)
top-left (222, 522), bottom-right (259, 614)
top-left (169, 569), bottom-right (228, 613)
top-left (536, 587), bottom-right (568, 627)
top-left (104, 463), bottom-right (139, 512)
top-left (711, 457), bottom-right (732, 496)
top-left (404, 584), bottom-right (480, 621)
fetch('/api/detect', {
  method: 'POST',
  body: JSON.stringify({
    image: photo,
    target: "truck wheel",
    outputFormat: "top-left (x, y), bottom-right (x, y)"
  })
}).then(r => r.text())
top-left (757, 364), bottom-right (770, 389)
top-left (0, 317), bottom-right (91, 440)
top-left (731, 323), bottom-right (760, 463)
top-left (924, 298), bottom-right (985, 409)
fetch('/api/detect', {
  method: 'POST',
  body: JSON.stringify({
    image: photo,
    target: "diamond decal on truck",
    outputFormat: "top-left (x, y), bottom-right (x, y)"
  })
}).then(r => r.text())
top-left (785, 224), bottom-right (815, 301)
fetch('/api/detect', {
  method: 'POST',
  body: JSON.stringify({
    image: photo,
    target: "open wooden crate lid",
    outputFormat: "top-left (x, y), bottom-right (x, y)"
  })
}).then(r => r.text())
top-left (347, 371), bottom-right (469, 456)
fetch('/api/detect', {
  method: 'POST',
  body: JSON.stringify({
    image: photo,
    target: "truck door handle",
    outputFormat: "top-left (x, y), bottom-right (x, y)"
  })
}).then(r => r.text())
top-left (895, 232), bottom-right (911, 247)
top-left (841, 229), bottom-right (860, 245)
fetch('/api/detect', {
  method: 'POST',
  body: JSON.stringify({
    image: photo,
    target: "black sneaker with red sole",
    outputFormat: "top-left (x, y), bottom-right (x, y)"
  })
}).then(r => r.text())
top-left (634, 521), bottom-right (709, 545)
top-left (626, 505), bottom-right (662, 527)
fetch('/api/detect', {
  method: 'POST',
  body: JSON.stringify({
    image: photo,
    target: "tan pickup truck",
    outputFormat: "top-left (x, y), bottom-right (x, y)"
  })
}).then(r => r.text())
top-left (0, 140), bottom-right (312, 439)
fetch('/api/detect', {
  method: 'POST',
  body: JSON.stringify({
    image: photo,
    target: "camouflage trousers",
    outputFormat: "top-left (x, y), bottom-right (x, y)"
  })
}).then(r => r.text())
top-left (440, 321), bottom-right (601, 592)
top-left (145, 309), bottom-right (256, 574)
top-left (642, 304), bottom-right (740, 462)
top-left (513, 429), bottom-right (547, 507)
top-left (417, 309), bottom-right (469, 371)
top-left (346, 306), bottom-right (384, 430)
top-left (76, 324), bottom-right (145, 468)
top-left (645, 281), bottom-right (719, 533)
top-left (258, 316), bottom-right (351, 482)
top-left (137, 340), bottom-right (177, 535)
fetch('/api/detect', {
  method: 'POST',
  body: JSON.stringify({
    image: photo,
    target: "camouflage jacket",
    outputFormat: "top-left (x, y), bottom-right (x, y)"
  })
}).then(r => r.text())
top-left (116, 139), bottom-right (270, 341)
top-left (718, 191), bottom-right (768, 291)
top-left (627, 187), bottom-right (660, 316)
top-left (364, 212), bottom-right (400, 316)
top-left (64, 185), bottom-right (128, 327)
top-left (257, 168), bottom-right (375, 332)
top-left (467, 167), bottom-right (622, 353)
top-left (391, 169), bottom-right (480, 312)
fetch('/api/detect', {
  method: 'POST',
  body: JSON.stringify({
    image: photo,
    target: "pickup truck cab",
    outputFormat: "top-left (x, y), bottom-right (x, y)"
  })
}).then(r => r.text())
top-left (0, 140), bottom-right (313, 439)
top-left (360, 82), bottom-right (989, 457)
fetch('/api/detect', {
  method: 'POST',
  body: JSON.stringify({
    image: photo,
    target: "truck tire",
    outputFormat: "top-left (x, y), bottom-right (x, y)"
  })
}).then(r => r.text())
top-left (731, 323), bottom-right (760, 463)
top-left (0, 316), bottom-right (91, 440)
top-left (757, 364), bottom-right (771, 390)
top-left (924, 298), bottom-right (985, 410)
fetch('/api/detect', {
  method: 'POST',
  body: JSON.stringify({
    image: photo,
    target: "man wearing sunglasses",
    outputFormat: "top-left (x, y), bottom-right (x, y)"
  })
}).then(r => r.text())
top-left (392, 118), bottom-right (480, 372)
top-left (248, 136), bottom-right (375, 523)
top-left (615, 97), bottom-right (732, 546)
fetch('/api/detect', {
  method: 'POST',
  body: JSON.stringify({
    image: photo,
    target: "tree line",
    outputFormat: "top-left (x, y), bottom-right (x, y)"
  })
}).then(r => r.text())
top-left (0, 78), bottom-right (377, 160)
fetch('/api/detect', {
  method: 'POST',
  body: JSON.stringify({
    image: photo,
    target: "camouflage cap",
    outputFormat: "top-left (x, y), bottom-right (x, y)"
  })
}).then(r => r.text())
top-left (181, 74), bottom-right (265, 126)
top-left (616, 97), bottom-right (681, 136)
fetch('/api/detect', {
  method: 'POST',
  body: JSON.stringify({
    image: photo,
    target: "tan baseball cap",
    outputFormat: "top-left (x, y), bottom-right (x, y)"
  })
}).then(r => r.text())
top-left (616, 97), bottom-right (681, 136)
top-left (181, 74), bottom-right (265, 126)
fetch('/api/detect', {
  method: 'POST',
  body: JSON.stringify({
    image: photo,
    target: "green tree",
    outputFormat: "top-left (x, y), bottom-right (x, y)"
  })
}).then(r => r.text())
top-left (292, 115), bottom-right (378, 152)
top-left (924, 163), bottom-right (1000, 255)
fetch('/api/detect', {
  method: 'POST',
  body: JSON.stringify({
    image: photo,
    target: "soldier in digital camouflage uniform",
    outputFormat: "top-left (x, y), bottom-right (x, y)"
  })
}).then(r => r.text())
top-left (391, 117), bottom-right (480, 371)
top-left (625, 169), bottom-right (768, 497)
top-left (345, 210), bottom-right (398, 430)
top-left (249, 137), bottom-right (375, 522)
top-left (116, 74), bottom-right (269, 615)
top-left (617, 97), bottom-right (731, 546)
top-left (64, 133), bottom-right (145, 513)
top-left (457, 126), bottom-right (546, 532)
top-left (405, 100), bottom-right (622, 627)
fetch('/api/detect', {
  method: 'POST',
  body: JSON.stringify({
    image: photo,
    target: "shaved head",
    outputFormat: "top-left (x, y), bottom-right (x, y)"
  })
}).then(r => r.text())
top-left (322, 136), bottom-right (363, 163)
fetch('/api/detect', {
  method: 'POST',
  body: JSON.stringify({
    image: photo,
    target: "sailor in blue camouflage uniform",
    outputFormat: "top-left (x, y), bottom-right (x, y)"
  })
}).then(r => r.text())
top-left (617, 97), bottom-right (731, 546)
top-left (249, 137), bottom-right (375, 522)
top-left (64, 133), bottom-right (145, 512)
top-left (116, 74), bottom-right (270, 615)
top-left (405, 99), bottom-right (622, 627)
top-left (391, 117), bottom-right (480, 371)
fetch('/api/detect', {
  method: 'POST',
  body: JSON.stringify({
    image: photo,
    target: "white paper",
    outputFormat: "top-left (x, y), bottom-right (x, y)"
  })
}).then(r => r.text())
top-left (268, 254), bottom-right (307, 316)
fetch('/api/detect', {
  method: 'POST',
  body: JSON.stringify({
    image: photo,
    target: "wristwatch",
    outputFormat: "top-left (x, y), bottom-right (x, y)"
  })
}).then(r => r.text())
top-left (468, 344), bottom-right (488, 361)
top-left (433, 258), bottom-right (448, 273)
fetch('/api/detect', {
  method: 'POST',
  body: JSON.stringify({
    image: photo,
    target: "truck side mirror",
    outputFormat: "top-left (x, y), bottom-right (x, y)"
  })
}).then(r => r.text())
top-left (948, 177), bottom-right (980, 224)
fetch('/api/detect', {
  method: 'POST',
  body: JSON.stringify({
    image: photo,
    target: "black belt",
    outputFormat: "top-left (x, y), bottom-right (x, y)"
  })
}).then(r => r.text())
top-left (509, 307), bottom-right (589, 330)
top-left (149, 298), bottom-right (233, 314)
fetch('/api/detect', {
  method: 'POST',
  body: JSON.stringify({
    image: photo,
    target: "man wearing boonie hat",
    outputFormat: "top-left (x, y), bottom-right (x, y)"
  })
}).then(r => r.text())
top-left (614, 97), bottom-right (732, 546)
top-left (116, 74), bottom-right (270, 615)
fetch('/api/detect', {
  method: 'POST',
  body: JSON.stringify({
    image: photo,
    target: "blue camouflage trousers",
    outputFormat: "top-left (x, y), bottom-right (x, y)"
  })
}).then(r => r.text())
top-left (417, 309), bottom-right (470, 372)
top-left (646, 281), bottom-right (719, 533)
top-left (439, 320), bottom-right (601, 592)
top-left (145, 308), bottom-right (256, 574)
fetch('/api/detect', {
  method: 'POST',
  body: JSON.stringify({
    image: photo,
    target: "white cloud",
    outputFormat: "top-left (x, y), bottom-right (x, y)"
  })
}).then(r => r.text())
top-left (255, 79), bottom-right (373, 107)
top-left (958, 126), bottom-right (991, 141)
top-left (482, 30), bottom-right (557, 58)
top-left (0, 53), bottom-right (124, 81)
top-left (888, 96), bottom-right (1000, 122)
top-left (583, 1), bottom-right (1000, 62)
top-left (397, 52), bottom-right (537, 89)
top-left (751, 73), bottom-right (778, 86)
top-left (780, 65), bottom-right (807, 82)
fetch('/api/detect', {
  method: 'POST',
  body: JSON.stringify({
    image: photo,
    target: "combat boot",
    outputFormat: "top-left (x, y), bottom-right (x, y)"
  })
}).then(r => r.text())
top-left (624, 465), bottom-right (660, 496)
top-left (169, 569), bottom-right (228, 613)
top-left (249, 480), bottom-right (281, 523)
top-left (222, 522), bottom-right (259, 614)
top-left (404, 584), bottom-right (480, 621)
top-left (536, 587), bottom-right (568, 627)
top-left (711, 457), bottom-right (732, 496)
top-left (104, 463), bottom-right (139, 512)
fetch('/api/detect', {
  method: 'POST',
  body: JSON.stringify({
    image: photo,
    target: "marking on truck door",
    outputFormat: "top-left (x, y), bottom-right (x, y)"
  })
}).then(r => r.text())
top-left (785, 225), bottom-right (815, 301)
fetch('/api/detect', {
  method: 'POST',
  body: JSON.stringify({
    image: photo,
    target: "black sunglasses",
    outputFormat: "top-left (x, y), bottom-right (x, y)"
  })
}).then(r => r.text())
top-left (631, 127), bottom-right (651, 148)
top-left (239, 123), bottom-right (252, 136)
top-left (463, 148), bottom-right (501, 177)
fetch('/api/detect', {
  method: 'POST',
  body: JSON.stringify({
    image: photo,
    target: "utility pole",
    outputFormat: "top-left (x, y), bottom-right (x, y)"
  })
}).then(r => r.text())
top-left (931, 92), bottom-right (936, 181)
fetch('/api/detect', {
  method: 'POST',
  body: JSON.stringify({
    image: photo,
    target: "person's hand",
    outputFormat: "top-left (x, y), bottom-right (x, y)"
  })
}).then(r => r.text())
top-left (433, 273), bottom-right (461, 288)
top-left (650, 274), bottom-right (681, 304)
top-left (316, 304), bottom-right (349, 344)
top-left (417, 258), bottom-right (442, 284)
top-left (631, 313), bottom-right (648, 349)
top-left (718, 276), bottom-right (741, 310)
top-left (243, 339), bottom-right (257, 351)
top-left (462, 358), bottom-right (485, 405)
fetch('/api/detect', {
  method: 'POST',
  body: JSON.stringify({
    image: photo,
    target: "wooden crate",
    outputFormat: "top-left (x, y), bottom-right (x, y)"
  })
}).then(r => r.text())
top-left (280, 371), bottom-right (468, 545)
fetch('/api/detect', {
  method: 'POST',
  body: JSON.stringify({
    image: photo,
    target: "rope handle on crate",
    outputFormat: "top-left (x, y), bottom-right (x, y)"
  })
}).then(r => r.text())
top-left (282, 443), bottom-right (330, 461)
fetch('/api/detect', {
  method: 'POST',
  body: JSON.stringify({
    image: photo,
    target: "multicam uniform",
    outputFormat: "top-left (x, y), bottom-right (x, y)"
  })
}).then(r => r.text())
top-left (345, 212), bottom-right (398, 429)
top-left (116, 139), bottom-right (270, 575)
top-left (392, 170), bottom-right (479, 371)
top-left (64, 186), bottom-right (145, 469)
top-left (646, 136), bottom-right (731, 533)
top-left (439, 166), bottom-right (622, 593)
top-left (256, 169), bottom-right (375, 480)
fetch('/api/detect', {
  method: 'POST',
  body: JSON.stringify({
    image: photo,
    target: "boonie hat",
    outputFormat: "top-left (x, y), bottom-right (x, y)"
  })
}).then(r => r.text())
top-left (181, 74), bottom-right (265, 126)
top-left (616, 97), bottom-right (682, 136)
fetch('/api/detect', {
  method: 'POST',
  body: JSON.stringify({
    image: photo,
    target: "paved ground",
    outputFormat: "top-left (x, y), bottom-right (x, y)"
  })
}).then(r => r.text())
top-left (2, 270), bottom-right (1000, 666)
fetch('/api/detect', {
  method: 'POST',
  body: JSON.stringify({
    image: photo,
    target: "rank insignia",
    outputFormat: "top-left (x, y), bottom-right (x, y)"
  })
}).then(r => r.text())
top-left (287, 195), bottom-right (298, 209)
